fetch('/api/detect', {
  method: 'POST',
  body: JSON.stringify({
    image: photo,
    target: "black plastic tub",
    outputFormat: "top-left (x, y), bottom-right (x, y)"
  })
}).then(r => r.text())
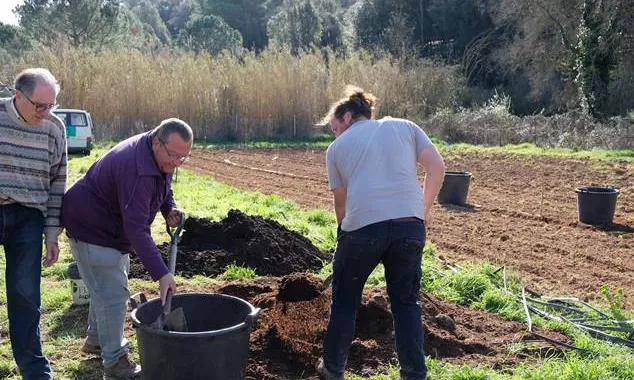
top-left (575, 186), bottom-right (619, 225)
top-left (131, 293), bottom-right (260, 380)
top-left (438, 171), bottom-right (472, 206)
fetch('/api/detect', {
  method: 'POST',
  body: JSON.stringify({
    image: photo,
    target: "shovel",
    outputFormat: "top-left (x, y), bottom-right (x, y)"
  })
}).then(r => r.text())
top-left (151, 214), bottom-right (188, 332)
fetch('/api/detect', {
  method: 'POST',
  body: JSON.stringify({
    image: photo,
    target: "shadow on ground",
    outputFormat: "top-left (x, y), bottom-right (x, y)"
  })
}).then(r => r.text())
top-left (48, 304), bottom-right (89, 339)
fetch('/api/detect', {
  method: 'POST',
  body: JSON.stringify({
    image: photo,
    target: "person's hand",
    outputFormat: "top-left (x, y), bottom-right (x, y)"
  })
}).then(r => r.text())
top-left (166, 208), bottom-right (183, 228)
top-left (44, 241), bottom-right (60, 267)
top-left (424, 208), bottom-right (433, 227)
top-left (158, 272), bottom-right (177, 305)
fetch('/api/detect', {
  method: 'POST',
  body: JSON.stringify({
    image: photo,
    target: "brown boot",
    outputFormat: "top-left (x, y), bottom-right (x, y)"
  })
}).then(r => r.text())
top-left (80, 340), bottom-right (101, 356)
top-left (104, 354), bottom-right (142, 379)
top-left (316, 358), bottom-right (343, 380)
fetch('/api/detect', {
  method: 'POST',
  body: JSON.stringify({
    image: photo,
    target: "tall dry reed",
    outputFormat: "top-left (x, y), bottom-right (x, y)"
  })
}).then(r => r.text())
top-left (2, 45), bottom-right (465, 141)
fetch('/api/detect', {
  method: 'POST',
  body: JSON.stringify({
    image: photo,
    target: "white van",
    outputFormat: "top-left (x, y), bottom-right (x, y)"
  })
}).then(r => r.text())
top-left (53, 109), bottom-right (94, 154)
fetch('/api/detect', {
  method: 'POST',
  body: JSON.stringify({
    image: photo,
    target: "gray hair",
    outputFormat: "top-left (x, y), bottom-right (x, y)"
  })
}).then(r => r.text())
top-left (151, 118), bottom-right (194, 143)
top-left (14, 68), bottom-right (60, 96)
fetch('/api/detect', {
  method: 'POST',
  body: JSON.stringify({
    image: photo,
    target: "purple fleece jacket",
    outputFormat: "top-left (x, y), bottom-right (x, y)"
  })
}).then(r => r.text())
top-left (62, 131), bottom-right (175, 281)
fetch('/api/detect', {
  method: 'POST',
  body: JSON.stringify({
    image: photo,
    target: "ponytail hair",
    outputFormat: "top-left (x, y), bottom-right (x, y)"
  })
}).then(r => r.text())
top-left (320, 85), bottom-right (376, 125)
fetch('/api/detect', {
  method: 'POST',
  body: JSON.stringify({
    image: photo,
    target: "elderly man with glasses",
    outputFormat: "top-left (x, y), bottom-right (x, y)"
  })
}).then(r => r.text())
top-left (0, 68), bottom-right (66, 380)
top-left (61, 118), bottom-right (193, 379)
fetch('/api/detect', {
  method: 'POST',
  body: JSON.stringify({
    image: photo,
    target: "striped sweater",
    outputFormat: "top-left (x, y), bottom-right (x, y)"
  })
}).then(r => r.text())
top-left (0, 97), bottom-right (67, 242)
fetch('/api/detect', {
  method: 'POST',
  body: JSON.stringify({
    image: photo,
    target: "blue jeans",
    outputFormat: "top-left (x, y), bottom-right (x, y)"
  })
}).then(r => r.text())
top-left (0, 204), bottom-right (52, 380)
top-left (68, 239), bottom-right (130, 367)
top-left (323, 219), bottom-right (427, 380)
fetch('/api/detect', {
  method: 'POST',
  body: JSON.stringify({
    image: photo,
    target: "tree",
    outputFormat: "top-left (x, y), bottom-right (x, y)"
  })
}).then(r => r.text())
top-left (381, 10), bottom-right (417, 57)
top-left (0, 23), bottom-right (34, 55)
top-left (320, 13), bottom-right (344, 50)
top-left (268, 1), bottom-right (322, 54)
top-left (426, 0), bottom-right (492, 59)
top-left (125, 0), bottom-right (172, 44)
top-left (17, 0), bottom-right (122, 48)
top-left (486, 0), bottom-right (633, 116)
top-left (308, 0), bottom-right (345, 50)
top-left (354, 0), bottom-right (392, 50)
top-left (178, 14), bottom-right (243, 54)
top-left (116, 5), bottom-right (166, 50)
top-left (606, 1), bottom-right (634, 115)
top-left (200, 0), bottom-right (269, 50)
top-left (354, 0), bottom-right (490, 60)
top-left (158, 0), bottom-right (199, 37)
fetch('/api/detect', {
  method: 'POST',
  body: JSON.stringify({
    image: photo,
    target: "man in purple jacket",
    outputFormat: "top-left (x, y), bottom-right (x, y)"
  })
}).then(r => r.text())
top-left (61, 118), bottom-right (193, 379)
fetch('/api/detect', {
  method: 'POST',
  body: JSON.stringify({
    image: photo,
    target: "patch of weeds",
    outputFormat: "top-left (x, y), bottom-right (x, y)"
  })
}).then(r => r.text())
top-left (475, 288), bottom-right (524, 321)
top-left (219, 264), bottom-right (257, 281)
top-left (307, 210), bottom-right (334, 227)
top-left (447, 269), bottom-right (490, 305)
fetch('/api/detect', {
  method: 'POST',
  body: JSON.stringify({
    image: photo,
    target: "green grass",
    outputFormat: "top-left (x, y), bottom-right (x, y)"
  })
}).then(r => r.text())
top-left (219, 264), bottom-right (257, 281)
top-left (437, 142), bottom-right (634, 161)
top-left (1, 143), bottom-right (633, 379)
top-left (197, 136), bottom-right (633, 162)
top-left (196, 133), bottom-right (334, 149)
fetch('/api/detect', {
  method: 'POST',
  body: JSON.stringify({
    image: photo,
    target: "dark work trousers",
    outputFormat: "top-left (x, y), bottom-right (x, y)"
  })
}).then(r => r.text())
top-left (323, 218), bottom-right (427, 380)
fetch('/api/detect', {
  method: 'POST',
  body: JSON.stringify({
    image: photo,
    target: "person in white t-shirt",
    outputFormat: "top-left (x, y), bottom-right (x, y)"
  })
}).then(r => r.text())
top-left (316, 85), bottom-right (445, 380)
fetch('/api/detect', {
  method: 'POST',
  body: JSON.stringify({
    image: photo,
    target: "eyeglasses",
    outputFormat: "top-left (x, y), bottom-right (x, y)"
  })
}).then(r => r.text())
top-left (21, 91), bottom-right (58, 112)
top-left (160, 140), bottom-right (191, 163)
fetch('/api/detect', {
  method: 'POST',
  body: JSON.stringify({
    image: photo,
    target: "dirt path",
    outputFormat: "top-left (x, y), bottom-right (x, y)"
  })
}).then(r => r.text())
top-left (186, 147), bottom-right (634, 308)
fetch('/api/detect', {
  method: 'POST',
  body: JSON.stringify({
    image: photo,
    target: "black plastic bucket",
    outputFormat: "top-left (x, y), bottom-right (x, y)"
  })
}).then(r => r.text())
top-left (575, 186), bottom-right (619, 225)
top-left (438, 171), bottom-right (472, 205)
top-left (131, 293), bottom-right (260, 380)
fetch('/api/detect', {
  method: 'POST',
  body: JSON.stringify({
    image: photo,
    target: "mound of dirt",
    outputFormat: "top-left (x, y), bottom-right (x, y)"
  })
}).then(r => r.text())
top-left (213, 273), bottom-right (571, 380)
top-left (129, 210), bottom-right (331, 279)
top-left (277, 272), bottom-right (325, 302)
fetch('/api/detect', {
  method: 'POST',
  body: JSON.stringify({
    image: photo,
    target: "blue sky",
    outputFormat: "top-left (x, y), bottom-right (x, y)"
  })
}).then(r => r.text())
top-left (0, 0), bottom-right (22, 26)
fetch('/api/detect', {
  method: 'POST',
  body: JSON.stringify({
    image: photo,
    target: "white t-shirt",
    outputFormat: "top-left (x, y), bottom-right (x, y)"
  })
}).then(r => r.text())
top-left (326, 117), bottom-right (433, 231)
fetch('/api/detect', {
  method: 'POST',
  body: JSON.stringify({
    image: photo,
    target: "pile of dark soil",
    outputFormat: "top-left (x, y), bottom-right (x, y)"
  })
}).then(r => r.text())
top-left (129, 210), bottom-right (331, 279)
top-left (212, 274), bottom-right (571, 380)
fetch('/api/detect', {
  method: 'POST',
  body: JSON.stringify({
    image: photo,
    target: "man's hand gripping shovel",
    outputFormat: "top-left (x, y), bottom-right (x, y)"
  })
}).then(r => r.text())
top-left (151, 214), bottom-right (188, 332)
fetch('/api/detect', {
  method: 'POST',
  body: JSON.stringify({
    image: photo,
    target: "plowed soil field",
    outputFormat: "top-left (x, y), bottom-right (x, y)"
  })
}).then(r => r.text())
top-left (186, 147), bottom-right (634, 308)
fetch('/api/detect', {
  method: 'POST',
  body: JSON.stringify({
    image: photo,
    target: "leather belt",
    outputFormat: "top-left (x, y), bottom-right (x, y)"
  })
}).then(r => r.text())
top-left (391, 217), bottom-right (421, 222)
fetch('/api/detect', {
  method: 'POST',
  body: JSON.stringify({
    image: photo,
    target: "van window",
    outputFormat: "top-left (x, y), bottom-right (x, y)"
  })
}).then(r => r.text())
top-left (70, 113), bottom-right (88, 126)
top-left (54, 112), bottom-right (68, 125)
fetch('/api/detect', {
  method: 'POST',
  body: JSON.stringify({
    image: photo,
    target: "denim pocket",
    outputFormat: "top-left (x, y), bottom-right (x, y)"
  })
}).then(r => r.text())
top-left (333, 231), bottom-right (383, 290)
top-left (346, 233), bottom-right (380, 247)
top-left (402, 238), bottom-right (424, 254)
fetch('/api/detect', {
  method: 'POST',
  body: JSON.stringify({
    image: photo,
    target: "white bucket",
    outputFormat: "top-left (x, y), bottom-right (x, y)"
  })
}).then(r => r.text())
top-left (67, 262), bottom-right (90, 305)
top-left (70, 278), bottom-right (91, 305)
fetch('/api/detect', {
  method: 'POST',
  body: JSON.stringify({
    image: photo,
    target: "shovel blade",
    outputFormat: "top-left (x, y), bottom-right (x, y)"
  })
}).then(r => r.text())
top-left (164, 307), bottom-right (188, 332)
top-left (151, 313), bottom-right (166, 330)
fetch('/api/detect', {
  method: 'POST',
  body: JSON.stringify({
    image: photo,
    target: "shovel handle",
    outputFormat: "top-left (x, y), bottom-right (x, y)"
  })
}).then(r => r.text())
top-left (166, 214), bottom-right (186, 274)
top-left (163, 289), bottom-right (173, 314)
top-left (163, 213), bottom-right (185, 315)
top-left (168, 238), bottom-right (178, 274)
top-left (166, 213), bottom-right (187, 243)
